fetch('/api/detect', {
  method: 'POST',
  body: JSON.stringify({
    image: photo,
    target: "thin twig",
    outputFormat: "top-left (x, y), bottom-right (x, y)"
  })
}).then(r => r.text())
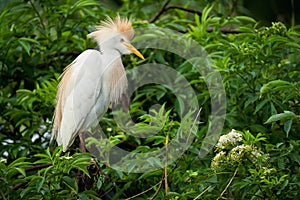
top-left (125, 181), bottom-right (163, 200)
top-left (0, 182), bottom-right (27, 200)
top-left (149, 0), bottom-right (172, 23)
top-left (149, 176), bottom-right (164, 200)
top-left (100, 185), bottom-right (115, 198)
top-left (164, 134), bottom-right (169, 200)
top-left (29, 0), bottom-right (46, 31)
top-left (217, 168), bottom-right (238, 200)
top-left (165, 5), bottom-right (202, 16)
top-left (148, 1), bottom-right (242, 34)
top-left (206, 27), bottom-right (241, 34)
top-left (186, 108), bottom-right (202, 146)
top-left (193, 186), bottom-right (213, 200)
top-left (149, 1), bottom-right (202, 23)
top-left (24, 163), bottom-right (51, 173)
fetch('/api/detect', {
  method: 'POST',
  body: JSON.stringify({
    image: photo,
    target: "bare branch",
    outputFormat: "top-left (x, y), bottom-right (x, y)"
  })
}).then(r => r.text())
top-left (149, 1), bottom-right (202, 23)
top-left (164, 134), bottom-right (169, 200)
top-left (217, 168), bottom-right (238, 200)
top-left (193, 186), bottom-right (213, 200)
top-left (165, 5), bottom-right (202, 16)
top-left (125, 180), bottom-right (163, 200)
top-left (207, 27), bottom-right (241, 34)
top-left (149, 179), bottom-right (163, 200)
top-left (149, 0), bottom-right (172, 23)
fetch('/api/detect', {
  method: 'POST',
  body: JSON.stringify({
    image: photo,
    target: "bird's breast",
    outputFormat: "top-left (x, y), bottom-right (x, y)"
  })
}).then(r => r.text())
top-left (106, 59), bottom-right (128, 103)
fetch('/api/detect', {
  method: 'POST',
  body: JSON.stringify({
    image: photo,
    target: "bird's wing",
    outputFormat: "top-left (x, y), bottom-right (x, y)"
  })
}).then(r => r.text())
top-left (52, 49), bottom-right (108, 151)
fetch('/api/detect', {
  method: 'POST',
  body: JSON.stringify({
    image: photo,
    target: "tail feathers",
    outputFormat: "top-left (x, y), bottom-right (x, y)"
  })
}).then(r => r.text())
top-left (50, 128), bottom-right (64, 149)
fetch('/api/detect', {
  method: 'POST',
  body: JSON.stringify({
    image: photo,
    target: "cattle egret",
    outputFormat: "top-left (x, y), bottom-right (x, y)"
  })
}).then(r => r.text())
top-left (52, 15), bottom-right (144, 152)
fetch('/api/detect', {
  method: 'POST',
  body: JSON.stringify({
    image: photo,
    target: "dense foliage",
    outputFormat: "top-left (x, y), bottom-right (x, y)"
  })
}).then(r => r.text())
top-left (0, 0), bottom-right (299, 199)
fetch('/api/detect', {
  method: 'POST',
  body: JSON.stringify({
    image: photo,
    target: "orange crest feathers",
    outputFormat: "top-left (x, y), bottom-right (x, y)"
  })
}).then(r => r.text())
top-left (88, 15), bottom-right (134, 43)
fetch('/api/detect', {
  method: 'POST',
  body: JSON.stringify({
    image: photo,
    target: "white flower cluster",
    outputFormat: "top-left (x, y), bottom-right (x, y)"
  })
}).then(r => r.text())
top-left (211, 130), bottom-right (267, 171)
top-left (215, 129), bottom-right (243, 150)
top-left (228, 144), bottom-right (263, 163)
top-left (211, 151), bottom-right (226, 169)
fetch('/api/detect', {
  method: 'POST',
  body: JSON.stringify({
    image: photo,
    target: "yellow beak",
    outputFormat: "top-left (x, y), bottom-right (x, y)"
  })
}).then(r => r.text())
top-left (123, 42), bottom-right (145, 60)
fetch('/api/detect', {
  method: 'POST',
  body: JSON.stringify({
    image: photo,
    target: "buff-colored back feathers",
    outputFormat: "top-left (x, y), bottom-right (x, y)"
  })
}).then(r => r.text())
top-left (52, 62), bottom-right (74, 142)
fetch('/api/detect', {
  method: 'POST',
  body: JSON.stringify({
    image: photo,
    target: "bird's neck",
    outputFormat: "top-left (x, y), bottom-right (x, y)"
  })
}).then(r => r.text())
top-left (101, 51), bottom-right (122, 74)
top-left (98, 46), bottom-right (127, 103)
top-left (98, 42), bottom-right (119, 56)
top-left (108, 59), bottom-right (127, 103)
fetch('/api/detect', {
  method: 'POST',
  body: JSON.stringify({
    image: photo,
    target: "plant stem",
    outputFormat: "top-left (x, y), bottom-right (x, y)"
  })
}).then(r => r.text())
top-left (217, 168), bottom-right (238, 200)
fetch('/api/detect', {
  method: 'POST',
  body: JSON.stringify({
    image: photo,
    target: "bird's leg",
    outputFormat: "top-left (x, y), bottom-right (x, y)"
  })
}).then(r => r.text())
top-left (78, 130), bottom-right (86, 153)
top-left (76, 131), bottom-right (108, 191)
top-left (76, 130), bottom-right (87, 191)
top-left (120, 92), bottom-right (130, 112)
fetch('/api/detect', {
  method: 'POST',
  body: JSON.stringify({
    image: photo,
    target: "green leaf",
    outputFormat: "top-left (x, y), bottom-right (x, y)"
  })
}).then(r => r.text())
top-left (18, 37), bottom-right (40, 56)
top-left (254, 99), bottom-right (269, 114)
top-left (127, 162), bottom-right (137, 173)
top-left (284, 119), bottom-right (293, 137)
top-left (69, 0), bottom-right (100, 15)
top-left (235, 16), bottom-right (257, 24)
top-left (62, 176), bottom-right (78, 193)
top-left (201, 4), bottom-right (213, 23)
top-left (249, 124), bottom-right (268, 133)
top-left (18, 39), bottom-right (31, 55)
top-left (20, 187), bottom-right (32, 198)
top-left (146, 157), bottom-right (164, 168)
top-left (96, 176), bottom-right (103, 190)
top-left (138, 170), bottom-right (163, 180)
top-left (244, 95), bottom-right (259, 109)
top-left (289, 152), bottom-right (300, 165)
top-left (260, 80), bottom-right (293, 96)
top-left (265, 111), bottom-right (297, 124)
top-left (36, 176), bottom-right (45, 192)
top-left (15, 167), bottom-right (26, 177)
top-left (270, 102), bottom-right (277, 115)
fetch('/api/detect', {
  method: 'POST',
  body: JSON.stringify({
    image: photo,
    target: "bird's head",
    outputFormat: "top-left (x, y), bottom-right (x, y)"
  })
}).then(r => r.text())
top-left (88, 15), bottom-right (144, 60)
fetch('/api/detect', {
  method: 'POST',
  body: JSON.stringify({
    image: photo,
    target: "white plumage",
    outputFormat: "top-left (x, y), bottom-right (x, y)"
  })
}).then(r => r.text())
top-left (52, 16), bottom-right (144, 152)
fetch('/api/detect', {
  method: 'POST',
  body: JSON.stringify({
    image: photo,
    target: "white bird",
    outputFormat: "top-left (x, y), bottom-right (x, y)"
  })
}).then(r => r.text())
top-left (52, 15), bottom-right (144, 152)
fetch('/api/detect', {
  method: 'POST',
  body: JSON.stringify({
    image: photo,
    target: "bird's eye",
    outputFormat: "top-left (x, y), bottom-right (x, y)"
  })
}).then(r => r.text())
top-left (120, 38), bottom-right (124, 42)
